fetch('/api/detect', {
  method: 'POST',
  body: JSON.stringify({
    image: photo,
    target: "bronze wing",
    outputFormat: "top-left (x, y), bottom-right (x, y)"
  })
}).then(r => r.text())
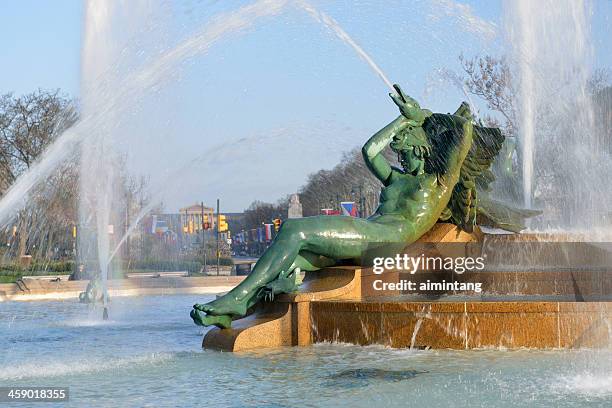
top-left (424, 105), bottom-right (536, 232)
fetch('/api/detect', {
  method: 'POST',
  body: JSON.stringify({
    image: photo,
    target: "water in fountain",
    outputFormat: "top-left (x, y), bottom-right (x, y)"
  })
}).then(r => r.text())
top-left (0, 0), bottom-right (398, 279)
top-left (1, 0), bottom-right (500, 275)
top-left (505, 0), bottom-right (607, 229)
top-left (79, 0), bottom-right (122, 316)
top-left (296, 0), bottom-right (394, 92)
top-left (0, 0), bottom-right (293, 228)
top-left (505, 1), bottom-right (612, 383)
top-left (0, 0), bottom-right (303, 314)
top-left (102, 0), bottom-right (401, 263)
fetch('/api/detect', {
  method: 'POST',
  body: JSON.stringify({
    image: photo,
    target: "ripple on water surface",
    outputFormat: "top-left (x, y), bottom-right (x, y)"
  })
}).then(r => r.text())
top-left (1, 296), bottom-right (612, 407)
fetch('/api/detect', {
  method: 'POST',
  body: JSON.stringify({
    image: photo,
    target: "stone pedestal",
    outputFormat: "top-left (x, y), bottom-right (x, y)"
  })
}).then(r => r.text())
top-left (202, 266), bottom-right (361, 351)
top-left (202, 223), bottom-right (612, 351)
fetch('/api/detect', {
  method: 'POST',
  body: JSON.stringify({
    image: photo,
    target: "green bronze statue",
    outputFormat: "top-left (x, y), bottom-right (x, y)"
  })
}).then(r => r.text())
top-left (79, 273), bottom-right (104, 304)
top-left (191, 84), bottom-right (531, 329)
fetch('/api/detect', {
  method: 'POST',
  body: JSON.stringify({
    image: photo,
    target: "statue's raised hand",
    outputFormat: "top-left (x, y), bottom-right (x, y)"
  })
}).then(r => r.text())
top-left (390, 84), bottom-right (431, 126)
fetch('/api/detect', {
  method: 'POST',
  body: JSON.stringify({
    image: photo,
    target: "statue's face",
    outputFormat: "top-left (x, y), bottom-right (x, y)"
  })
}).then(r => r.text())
top-left (398, 147), bottom-right (424, 174)
top-left (390, 130), bottom-right (410, 152)
top-left (391, 130), bottom-right (427, 174)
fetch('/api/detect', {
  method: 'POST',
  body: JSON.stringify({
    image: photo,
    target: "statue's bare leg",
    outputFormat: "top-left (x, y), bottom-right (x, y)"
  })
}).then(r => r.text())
top-left (192, 216), bottom-right (414, 327)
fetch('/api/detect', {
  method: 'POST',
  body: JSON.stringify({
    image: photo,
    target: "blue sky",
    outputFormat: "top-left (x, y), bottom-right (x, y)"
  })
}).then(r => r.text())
top-left (1, 0), bottom-right (610, 212)
top-left (0, 0), bottom-right (82, 97)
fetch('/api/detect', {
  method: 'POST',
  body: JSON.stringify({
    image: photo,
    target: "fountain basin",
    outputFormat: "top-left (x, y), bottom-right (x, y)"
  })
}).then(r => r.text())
top-left (203, 224), bottom-right (612, 351)
top-left (203, 267), bottom-right (612, 351)
top-left (0, 276), bottom-right (244, 302)
top-left (3, 294), bottom-right (612, 406)
top-left (311, 299), bottom-right (612, 349)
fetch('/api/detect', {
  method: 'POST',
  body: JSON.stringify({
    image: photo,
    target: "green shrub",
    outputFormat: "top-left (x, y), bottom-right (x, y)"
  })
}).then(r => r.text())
top-left (124, 257), bottom-right (233, 272)
top-left (0, 275), bottom-right (18, 283)
top-left (0, 257), bottom-right (234, 277)
top-left (0, 269), bottom-right (21, 277)
top-left (127, 260), bottom-right (202, 272)
top-left (30, 260), bottom-right (75, 273)
top-left (0, 260), bottom-right (74, 275)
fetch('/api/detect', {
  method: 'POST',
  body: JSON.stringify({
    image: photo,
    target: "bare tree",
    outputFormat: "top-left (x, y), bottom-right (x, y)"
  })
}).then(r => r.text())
top-left (587, 68), bottom-right (611, 95)
top-left (242, 199), bottom-right (287, 231)
top-left (298, 147), bottom-right (397, 217)
top-left (459, 54), bottom-right (516, 134)
top-left (0, 89), bottom-right (78, 259)
top-left (0, 89), bottom-right (77, 190)
top-left (26, 160), bottom-right (79, 259)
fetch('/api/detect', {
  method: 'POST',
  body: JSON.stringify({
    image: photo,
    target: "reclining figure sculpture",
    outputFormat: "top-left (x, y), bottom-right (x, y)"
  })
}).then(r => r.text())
top-left (191, 84), bottom-right (533, 329)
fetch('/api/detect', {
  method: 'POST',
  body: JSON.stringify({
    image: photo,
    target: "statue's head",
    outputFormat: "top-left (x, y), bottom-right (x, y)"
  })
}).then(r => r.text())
top-left (390, 126), bottom-right (431, 175)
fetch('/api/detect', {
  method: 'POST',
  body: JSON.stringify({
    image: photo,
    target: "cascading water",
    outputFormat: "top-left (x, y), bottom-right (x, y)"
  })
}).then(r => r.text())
top-left (504, 0), bottom-right (605, 229)
top-left (0, 0), bottom-right (292, 228)
top-left (1, 0), bottom-right (397, 281)
top-left (80, 0), bottom-right (122, 318)
top-left (0, 0), bottom-right (399, 322)
top-left (99, 0), bottom-right (400, 263)
top-left (506, 0), bottom-right (612, 378)
top-left (296, 0), bottom-right (394, 92)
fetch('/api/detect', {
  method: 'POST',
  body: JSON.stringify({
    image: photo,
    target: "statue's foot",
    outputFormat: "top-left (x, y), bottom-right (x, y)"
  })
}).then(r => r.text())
top-left (193, 295), bottom-right (248, 317)
top-left (260, 268), bottom-right (300, 302)
top-left (190, 308), bottom-right (232, 329)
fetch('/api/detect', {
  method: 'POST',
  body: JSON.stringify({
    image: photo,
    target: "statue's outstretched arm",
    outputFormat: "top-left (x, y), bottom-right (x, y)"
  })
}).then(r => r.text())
top-left (362, 114), bottom-right (409, 185)
top-left (363, 84), bottom-right (435, 184)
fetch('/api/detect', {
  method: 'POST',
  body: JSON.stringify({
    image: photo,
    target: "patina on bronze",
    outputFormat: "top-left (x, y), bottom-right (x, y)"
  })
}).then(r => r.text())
top-left (191, 84), bottom-right (534, 329)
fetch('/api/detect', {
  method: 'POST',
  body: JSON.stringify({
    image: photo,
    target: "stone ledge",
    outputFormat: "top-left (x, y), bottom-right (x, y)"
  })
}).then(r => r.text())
top-left (202, 267), bottom-right (612, 351)
top-left (201, 224), bottom-right (612, 351)
top-left (310, 300), bottom-right (612, 349)
top-left (0, 276), bottom-right (244, 302)
top-left (202, 266), bottom-right (361, 351)
top-left (203, 302), bottom-right (295, 352)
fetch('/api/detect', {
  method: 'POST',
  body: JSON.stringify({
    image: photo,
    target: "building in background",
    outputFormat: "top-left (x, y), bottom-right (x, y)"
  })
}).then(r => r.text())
top-left (288, 194), bottom-right (303, 218)
top-left (137, 203), bottom-right (220, 260)
top-left (179, 203), bottom-right (215, 234)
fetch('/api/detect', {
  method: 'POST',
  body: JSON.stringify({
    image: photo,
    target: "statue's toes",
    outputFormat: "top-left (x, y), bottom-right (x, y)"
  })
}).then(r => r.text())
top-left (191, 310), bottom-right (232, 329)
top-left (261, 284), bottom-right (276, 302)
top-left (190, 309), bottom-right (206, 326)
top-left (194, 303), bottom-right (214, 313)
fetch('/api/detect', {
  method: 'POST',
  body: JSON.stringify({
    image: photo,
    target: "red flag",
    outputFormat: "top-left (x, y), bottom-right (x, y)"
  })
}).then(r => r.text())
top-left (265, 224), bottom-right (273, 241)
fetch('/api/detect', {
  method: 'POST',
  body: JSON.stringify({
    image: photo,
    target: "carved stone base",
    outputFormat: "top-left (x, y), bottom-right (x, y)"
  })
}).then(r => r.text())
top-left (311, 300), bottom-right (612, 349)
top-left (202, 266), bottom-right (361, 351)
top-left (202, 223), bottom-right (612, 351)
